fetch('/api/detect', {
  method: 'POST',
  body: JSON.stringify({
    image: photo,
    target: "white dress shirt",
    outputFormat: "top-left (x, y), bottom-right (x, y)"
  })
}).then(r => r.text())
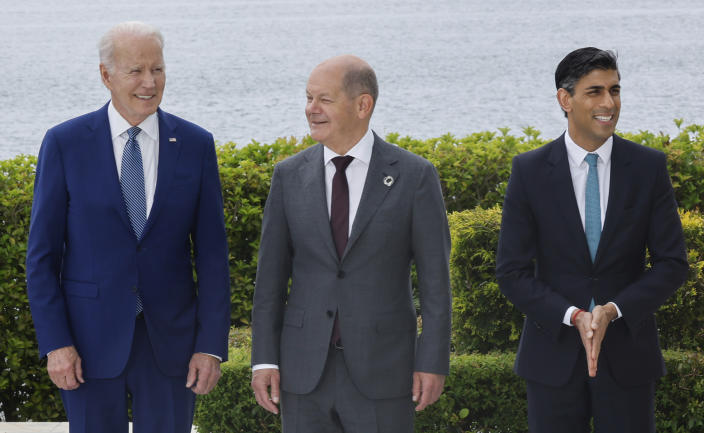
top-left (253, 129), bottom-right (374, 372)
top-left (107, 102), bottom-right (159, 217)
top-left (562, 130), bottom-right (622, 326)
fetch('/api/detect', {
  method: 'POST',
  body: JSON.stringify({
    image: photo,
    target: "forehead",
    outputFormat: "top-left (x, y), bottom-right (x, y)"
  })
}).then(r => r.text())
top-left (306, 65), bottom-right (345, 94)
top-left (575, 68), bottom-right (620, 89)
top-left (113, 35), bottom-right (163, 64)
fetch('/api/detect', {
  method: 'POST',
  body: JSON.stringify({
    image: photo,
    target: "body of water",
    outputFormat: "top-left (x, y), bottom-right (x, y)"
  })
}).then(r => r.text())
top-left (1, 0), bottom-right (703, 160)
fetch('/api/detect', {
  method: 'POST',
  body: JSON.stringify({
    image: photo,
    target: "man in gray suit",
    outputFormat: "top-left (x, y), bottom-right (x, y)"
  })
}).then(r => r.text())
top-left (250, 55), bottom-right (452, 432)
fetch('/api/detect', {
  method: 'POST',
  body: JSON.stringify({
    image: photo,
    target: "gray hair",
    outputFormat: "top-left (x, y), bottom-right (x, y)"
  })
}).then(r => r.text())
top-left (342, 65), bottom-right (379, 113)
top-left (99, 21), bottom-right (164, 72)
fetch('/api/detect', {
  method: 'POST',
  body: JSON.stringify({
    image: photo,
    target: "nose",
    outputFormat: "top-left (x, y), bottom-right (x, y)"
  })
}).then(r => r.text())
top-left (142, 71), bottom-right (156, 88)
top-left (306, 98), bottom-right (319, 115)
top-left (600, 92), bottom-right (616, 110)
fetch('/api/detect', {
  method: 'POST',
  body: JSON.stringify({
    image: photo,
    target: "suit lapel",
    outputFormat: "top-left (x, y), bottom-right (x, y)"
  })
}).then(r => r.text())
top-left (141, 108), bottom-right (182, 239)
top-left (92, 103), bottom-right (134, 235)
top-left (343, 134), bottom-right (399, 259)
top-left (546, 135), bottom-right (592, 264)
top-left (299, 144), bottom-right (339, 261)
top-left (594, 136), bottom-right (631, 265)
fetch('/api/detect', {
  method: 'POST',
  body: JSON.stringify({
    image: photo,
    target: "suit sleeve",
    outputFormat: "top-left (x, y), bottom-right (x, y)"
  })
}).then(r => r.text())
top-left (412, 161), bottom-right (452, 375)
top-left (25, 130), bottom-right (74, 358)
top-left (496, 157), bottom-right (572, 340)
top-left (250, 164), bottom-right (292, 366)
top-left (614, 152), bottom-right (688, 332)
top-left (192, 136), bottom-right (231, 361)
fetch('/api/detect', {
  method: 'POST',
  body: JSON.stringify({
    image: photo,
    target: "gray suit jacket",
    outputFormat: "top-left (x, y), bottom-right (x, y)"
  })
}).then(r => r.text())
top-left (251, 133), bottom-right (451, 399)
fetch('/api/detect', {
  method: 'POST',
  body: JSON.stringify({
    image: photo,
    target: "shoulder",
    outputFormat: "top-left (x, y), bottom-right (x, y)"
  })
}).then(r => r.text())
top-left (159, 109), bottom-right (212, 140)
top-left (47, 105), bottom-right (107, 138)
top-left (274, 142), bottom-right (322, 172)
top-left (373, 135), bottom-right (435, 171)
top-left (512, 136), bottom-right (561, 167)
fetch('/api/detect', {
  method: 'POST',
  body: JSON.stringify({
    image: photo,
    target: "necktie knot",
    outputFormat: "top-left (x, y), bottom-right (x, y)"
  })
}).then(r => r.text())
top-left (585, 153), bottom-right (598, 168)
top-left (332, 155), bottom-right (354, 172)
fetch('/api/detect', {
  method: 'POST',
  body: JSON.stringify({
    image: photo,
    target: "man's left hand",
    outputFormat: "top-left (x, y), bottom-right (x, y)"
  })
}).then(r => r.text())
top-left (412, 371), bottom-right (445, 411)
top-left (588, 303), bottom-right (619, 377)
top-left (186, 353), bottom-right (221, 395)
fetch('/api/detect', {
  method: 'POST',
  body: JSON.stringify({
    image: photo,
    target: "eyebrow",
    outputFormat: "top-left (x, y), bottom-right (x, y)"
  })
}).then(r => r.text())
top-left (585, 84), bottom-right (621, 91)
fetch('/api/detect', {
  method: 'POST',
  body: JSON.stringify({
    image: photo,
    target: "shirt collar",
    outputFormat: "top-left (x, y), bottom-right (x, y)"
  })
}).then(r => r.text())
top-left (564, 129), bottom-right (613, 168)
top-left (107, 100), bottom-right (159, 142)
top-left (323, 129), bottom-right (374, 166)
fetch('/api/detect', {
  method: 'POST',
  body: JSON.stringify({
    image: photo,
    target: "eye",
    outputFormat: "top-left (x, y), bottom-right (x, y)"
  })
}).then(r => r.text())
top-left (611, 88), bottom-right (621, 95)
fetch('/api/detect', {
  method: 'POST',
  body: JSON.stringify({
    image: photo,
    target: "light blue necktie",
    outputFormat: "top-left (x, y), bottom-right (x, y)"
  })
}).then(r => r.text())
top-left (120, 126), bottom-right (146, 314)
top-left (585, 153), bottom-right (600, 311)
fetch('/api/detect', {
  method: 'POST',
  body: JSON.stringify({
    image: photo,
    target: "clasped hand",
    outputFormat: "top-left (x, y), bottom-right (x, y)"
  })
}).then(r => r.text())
top-left (573, 304), bottom-right (618, 377)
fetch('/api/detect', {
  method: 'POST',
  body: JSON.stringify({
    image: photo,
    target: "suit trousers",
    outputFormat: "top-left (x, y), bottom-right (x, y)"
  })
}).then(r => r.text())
top-left (60, 316), bottom-right (196, 433)
top-left (526, 349), bottom-right (655, 433)
top-left (281, 345), bottom-right (415, 433)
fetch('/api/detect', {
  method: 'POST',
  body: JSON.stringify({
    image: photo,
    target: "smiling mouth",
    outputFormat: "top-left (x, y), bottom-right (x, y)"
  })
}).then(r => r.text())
top-left (594, 114), bottom-right (613, 122)
top-left (136, 95), bottom-right (155, 100)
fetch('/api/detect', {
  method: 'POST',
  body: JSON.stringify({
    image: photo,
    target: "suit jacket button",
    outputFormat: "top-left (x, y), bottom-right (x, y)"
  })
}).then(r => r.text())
top-left (326, 310), bottom-right (334, 318)
top-left (337, 270), bottom-right (345, 279)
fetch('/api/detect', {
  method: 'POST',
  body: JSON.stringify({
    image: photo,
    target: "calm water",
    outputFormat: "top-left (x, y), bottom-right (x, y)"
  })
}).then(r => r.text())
top-left (1, 0), bottom-right (703, 160)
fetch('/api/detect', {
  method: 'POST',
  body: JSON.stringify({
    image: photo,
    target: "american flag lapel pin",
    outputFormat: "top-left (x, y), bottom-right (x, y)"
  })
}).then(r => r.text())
top-left (169, 137), bottom-right (177, 142)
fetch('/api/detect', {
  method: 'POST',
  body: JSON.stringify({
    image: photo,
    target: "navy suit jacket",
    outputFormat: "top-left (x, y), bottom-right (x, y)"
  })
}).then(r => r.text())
top-left (26, 103), bottom-right (231, 378)
top-left (496, 134), bottom-right (688, 387)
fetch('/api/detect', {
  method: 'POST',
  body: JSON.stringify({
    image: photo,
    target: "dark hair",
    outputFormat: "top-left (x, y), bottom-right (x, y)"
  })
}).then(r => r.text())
top-left (555, 47), bottom-right (619, 94)
top-left (555, 47), bottom-right (619, 117)
top-left (342, 65), bottom-right (379, 112)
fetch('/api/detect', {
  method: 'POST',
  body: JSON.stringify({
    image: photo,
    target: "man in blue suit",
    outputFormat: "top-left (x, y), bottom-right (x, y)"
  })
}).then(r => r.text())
top-left (25, 21), bottom-right (230, 432)
top-left (497, 47), bottom-right (688, 432)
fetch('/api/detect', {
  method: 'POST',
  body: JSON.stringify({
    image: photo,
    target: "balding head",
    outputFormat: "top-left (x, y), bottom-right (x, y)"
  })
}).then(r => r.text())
top-left (305, 55), bottom-right (377, 153)
top-left (314, 55), bottom-right (378, 111)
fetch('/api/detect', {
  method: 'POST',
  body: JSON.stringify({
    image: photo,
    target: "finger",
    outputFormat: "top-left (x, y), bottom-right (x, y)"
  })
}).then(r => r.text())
top-left (270, 372), bottom-right (281, 404)
top-left (64, 370), bottom-right (78, 390)
top-left (415, 384), bottom-right (432, 411)
top-left (75, 357), bottom-right (85, 384)
top-left (192, 367), bottom-right (210, 394)
top-left (185, 365), bottom-right (198, 389)
top-left (252, 374), bottom-right (279, 414)
top-left (205, 368), bottom-right (221, 394)
top-left (412, 373), bottom-right (421, 402)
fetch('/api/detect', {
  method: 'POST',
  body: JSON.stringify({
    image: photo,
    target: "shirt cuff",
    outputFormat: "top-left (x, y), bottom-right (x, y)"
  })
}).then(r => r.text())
top-left (608, 302), bottom-right (623, 320)
top-left (563, 306), bottom-right (579, 326)
top-left (252, 364), bottom-right (279, 371)
top-left (199, 352), bottom-right (222, 362)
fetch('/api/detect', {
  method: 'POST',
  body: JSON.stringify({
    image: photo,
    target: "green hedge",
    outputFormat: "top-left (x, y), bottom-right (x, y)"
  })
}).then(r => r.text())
top-left (2, 124), bottom-right (704, 420)
top-left (449, 207), bottom-right (704, 354)
top-left (194, 329), bottom-right (703, 433)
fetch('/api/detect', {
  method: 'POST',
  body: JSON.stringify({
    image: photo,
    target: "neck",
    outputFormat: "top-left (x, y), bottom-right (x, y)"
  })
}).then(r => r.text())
top-left (325, 128), bottom-right (368, 155)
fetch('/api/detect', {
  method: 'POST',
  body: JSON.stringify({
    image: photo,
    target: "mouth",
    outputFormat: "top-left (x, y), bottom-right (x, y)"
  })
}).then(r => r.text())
top-left (594, 114), bottom-right (614, 123)
top-left (135, 95), bottom-right (156, 101)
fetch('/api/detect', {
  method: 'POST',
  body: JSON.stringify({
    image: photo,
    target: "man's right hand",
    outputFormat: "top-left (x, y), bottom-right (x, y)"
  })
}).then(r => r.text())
top-left (251, 368), bottom-right (280, 414)
top-left (47, 345), bottom-right (84, 390)
top-left (573, 311), bottom-right (598, 377)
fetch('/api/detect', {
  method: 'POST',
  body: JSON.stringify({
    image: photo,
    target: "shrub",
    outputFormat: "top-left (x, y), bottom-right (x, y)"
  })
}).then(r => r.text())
top-left (194, 334), bottom-right (703, 433)
top-left (0, 155), bottom-right (64, 421)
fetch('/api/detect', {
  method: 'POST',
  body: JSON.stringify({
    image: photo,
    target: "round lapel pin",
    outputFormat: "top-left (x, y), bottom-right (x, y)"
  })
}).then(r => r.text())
top-left (383, 175), bottom-right (394, 187)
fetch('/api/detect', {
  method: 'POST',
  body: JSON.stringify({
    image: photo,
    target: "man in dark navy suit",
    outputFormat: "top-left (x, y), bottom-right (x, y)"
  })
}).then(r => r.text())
top-left (26, 21), bottom-right (230, 432)
top-left (497, 47), bottom-right (688, 432)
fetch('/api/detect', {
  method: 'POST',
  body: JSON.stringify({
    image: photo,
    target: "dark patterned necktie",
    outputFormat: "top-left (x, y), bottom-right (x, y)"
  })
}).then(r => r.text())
top-left (330, 155), bottom-right (354, 345)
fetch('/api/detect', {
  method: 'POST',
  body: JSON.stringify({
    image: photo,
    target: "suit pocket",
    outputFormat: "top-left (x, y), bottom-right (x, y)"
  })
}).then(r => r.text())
top-left (62, 279), bottom-right (98, 298)
top-left (283, 306), bottom-right (305, 328)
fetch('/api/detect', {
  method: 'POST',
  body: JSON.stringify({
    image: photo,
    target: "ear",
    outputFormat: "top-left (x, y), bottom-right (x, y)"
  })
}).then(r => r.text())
top-left (356, 94), bottom-right (374, 119)
top-left (556, 88), bottom-right (572, 115)
top-left (100, 64), bottom-right (112, 90)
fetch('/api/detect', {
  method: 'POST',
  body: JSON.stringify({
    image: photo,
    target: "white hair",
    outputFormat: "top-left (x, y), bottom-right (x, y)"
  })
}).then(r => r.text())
top-left (99, 21), bottom-right (164, 72)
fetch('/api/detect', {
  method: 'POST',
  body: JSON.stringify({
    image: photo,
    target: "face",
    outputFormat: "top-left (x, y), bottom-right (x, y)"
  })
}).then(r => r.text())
top-left (305, 65), bottom-right (365, 151)
top-left (559, 68), bottom-right (621, 151)
top-left (100, 34), bottom-right (165, 126)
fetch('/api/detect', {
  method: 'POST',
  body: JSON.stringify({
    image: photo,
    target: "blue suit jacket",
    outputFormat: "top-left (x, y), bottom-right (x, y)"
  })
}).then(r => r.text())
top-left (26, 103), bottom-right (231, 378)
top-left (496, 134), bottom-right (688, 387)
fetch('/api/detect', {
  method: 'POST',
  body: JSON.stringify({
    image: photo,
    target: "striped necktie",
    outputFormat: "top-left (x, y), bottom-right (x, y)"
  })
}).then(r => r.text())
top-left (120, 126), bottom-right (146, 314)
